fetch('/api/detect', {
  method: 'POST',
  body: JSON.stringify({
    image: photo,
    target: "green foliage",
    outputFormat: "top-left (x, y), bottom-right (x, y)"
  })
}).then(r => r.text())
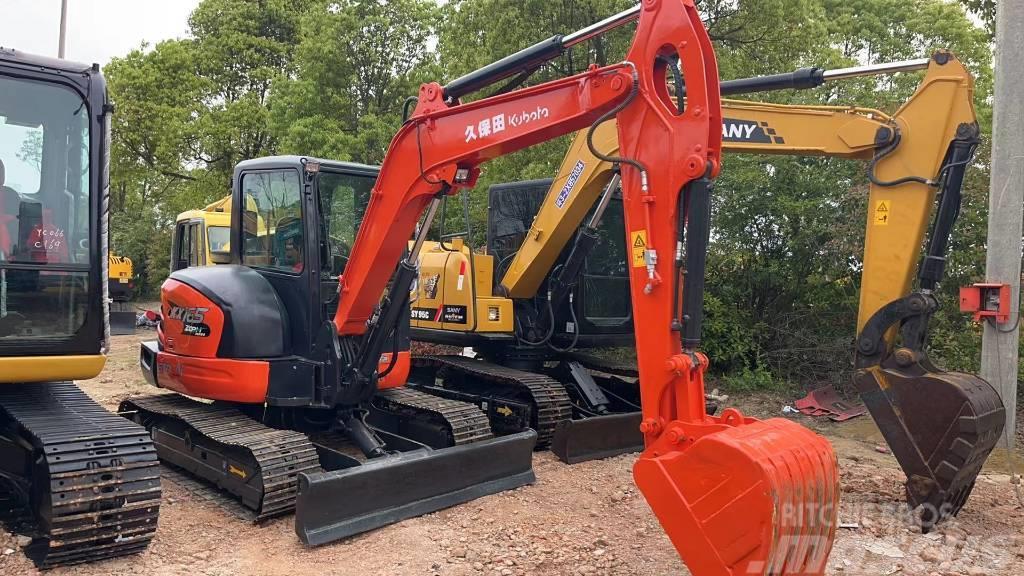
top-left (271, 0), bottom-right (440, 164)
top-left (102, 0), bottom-right (1003, 387)
top-left (721, 365), bottom-right (785, 393)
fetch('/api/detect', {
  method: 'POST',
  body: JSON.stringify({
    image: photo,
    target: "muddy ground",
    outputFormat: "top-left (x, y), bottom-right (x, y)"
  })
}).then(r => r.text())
top-left (1, 332), bottom-right (1022, 576)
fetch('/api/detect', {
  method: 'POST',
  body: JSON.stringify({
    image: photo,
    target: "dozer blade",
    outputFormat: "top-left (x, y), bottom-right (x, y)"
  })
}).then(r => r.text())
top-left (550, 412), bottom-right (643, 464)
top-left (635, 415), bottom-right (838, 576)
top-left (856, 365), bottom-right (1005, 528)
top-left (109, 310), bottom-right (137, 335)
top-left (295, 430), bottom-right (537, 546)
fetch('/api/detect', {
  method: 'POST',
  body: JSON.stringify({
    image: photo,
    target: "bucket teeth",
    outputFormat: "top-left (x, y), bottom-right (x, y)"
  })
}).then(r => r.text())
top-left (634, 417), bottom-right (838, 576)
top-left (856, 367), bottom-right (1005, 529)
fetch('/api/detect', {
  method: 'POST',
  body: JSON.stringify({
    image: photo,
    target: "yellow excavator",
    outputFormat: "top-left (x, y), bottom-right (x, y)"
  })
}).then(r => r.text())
top-left (108, 253), bottom-right (136, 334)
top-left (0, 49), bottom-right (161, 567)
top-left (408, 51), bottom-right (1005, 527)
top-left (171, 194), bottom-right (232, 271)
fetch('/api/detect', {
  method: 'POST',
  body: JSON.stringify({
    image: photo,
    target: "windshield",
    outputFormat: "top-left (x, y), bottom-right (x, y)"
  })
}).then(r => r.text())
top-left (317, 171), bottom-right (374, 279)
top-left (0, 75), bottom-right (91, 340)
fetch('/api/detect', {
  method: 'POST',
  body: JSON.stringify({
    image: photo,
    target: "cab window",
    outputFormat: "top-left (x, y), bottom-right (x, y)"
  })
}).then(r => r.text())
top-left (317, 171), bottom-right (374, 279)
top-left (241, 170), bottom-right (304, 273)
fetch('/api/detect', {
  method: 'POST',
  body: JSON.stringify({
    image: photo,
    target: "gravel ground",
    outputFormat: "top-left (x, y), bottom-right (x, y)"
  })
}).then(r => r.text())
top-left (1, 332), bottom-right (1022, 576)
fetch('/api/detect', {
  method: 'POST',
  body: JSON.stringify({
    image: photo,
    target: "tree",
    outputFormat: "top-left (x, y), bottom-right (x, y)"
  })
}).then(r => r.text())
top-left (270, 0), bottom-right (441, 164)
top-left (105, 0), bottom-right (314, 294)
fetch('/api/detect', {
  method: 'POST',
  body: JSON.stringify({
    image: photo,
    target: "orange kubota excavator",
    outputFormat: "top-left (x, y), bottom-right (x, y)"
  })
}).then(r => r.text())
top-left (125, 1), bottom-right (838, 572)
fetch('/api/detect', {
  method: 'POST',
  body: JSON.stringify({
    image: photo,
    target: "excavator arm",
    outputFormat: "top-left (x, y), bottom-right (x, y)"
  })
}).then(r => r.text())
top-left (500, 51), bottom-right (1004, 528)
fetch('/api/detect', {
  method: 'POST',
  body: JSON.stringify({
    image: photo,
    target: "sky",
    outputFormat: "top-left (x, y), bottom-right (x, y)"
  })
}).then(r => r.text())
top-left (0, 0), bottom-right (201, 66)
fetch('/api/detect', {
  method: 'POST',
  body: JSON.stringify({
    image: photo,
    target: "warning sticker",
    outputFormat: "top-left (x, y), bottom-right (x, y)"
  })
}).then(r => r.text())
top-left (873, 200), bottom-right (891, 226)
top-left (630, 230), bottom-right (647, 268)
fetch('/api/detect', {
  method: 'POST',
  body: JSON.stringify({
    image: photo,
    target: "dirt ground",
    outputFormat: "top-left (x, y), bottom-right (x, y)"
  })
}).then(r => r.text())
top-left (1, 332), bottom-right (1022, 576)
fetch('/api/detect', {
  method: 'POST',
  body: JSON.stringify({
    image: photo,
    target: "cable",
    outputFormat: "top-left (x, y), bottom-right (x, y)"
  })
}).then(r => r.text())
top-left (868, 133), bottom-right (978, 188)
top-left (549, 291), bottom-right (580, 353)
top-left (515, 297), bottom-right (555, 347)
top-left (377, 325), bottom-right (400, 378)
top-left (402, 96), bottom-right (418, 122)
top-left (585, 62), bottom-right (649, 191)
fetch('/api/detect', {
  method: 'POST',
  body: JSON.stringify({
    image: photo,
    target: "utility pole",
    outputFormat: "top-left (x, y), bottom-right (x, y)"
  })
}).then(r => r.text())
top-left (981, 0), bottom-right (1023, 449)
top-left (58, 0), bottom-right (68, 58)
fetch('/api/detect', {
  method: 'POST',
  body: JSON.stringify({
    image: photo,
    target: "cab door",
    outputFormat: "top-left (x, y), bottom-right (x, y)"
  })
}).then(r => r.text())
top-left (171, 219), bottom-right (205, 272)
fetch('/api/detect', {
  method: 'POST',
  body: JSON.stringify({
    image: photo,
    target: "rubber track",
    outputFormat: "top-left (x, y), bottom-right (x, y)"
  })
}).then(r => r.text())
top-left (412, 355), bottom-right (572, 446)
top-left (373, 387), bottom-right (494, 446)
top-left (0, 383), bottom-right (161, 568)
top-left (122, 394), bottom-right (320, 521)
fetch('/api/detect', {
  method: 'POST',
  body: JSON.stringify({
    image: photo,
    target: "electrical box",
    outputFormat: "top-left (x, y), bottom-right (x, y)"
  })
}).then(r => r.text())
top-left (959, 283), bottom-right (1012, 324)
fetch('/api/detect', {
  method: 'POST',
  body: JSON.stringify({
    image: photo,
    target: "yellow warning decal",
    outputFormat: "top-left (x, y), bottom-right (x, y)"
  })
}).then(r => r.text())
top-left (228, 465), bottom-right (248, 479)
top-left (873, 200), bottom-right (890, 226)
top-left (496, 405), bottom-right (514, 418)
top-left (630, 230), bottom-right (647, 268)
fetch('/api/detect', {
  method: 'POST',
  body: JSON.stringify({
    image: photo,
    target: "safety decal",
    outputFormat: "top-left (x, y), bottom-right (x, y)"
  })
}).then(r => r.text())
top-left (873, 200), bottom-right (890, 226)
top-left (423, 273), bottom-right (440, 299)
top-left (555, 160), bottom-right (586, 208)
top-left (630, 229), bottom-right (648, 268)
top-left (456, 261), bottom-right (466, 290)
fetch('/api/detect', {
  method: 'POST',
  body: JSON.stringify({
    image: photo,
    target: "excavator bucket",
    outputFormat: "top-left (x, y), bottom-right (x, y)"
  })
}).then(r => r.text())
top-left (295, 430), bottom-right (536, 546)
top-left (856, 362), bottom-right (1005, 529)
top-left (635, 412), bottom-right (839, 575)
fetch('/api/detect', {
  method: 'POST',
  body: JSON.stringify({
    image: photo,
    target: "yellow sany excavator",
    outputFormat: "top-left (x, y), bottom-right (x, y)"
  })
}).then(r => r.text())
top-left (408, 51), bottom-right (1005, 528)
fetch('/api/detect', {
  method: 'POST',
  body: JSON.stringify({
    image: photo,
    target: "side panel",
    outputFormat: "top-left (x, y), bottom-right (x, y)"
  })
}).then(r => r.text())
top-left (0, 355), bottom-right (106, 383)
top-left (160, 278), bottom-right (225, 359)
top-left (154, 351), bottom-right (269, 403)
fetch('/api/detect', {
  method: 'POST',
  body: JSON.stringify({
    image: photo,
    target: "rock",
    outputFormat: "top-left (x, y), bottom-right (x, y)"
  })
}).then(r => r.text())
top-left (593, 549), bottom-right (605, 557)
top-left (611, 491), bottom-right (625, 503)
top-left (15, 535), bottom-right (31, 547)
top-left (919, 547), bottom-right (943, 563)
top-left (578, 566), bottom-right (596, 574)
top-left (2, 548), bottom-right (14, 556)
top-left (500, 569), bottom-right (512, 576)
top-left (864, 541), bottom-right (904, 559)
top-left (452, 547), bottom-right (467, 558)
top-left (473, 562), bottom-right (484, 571)
top-left (193, 551), bottom-right (210, 560)
top-left (966, 568), bottom-right (986, 576)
